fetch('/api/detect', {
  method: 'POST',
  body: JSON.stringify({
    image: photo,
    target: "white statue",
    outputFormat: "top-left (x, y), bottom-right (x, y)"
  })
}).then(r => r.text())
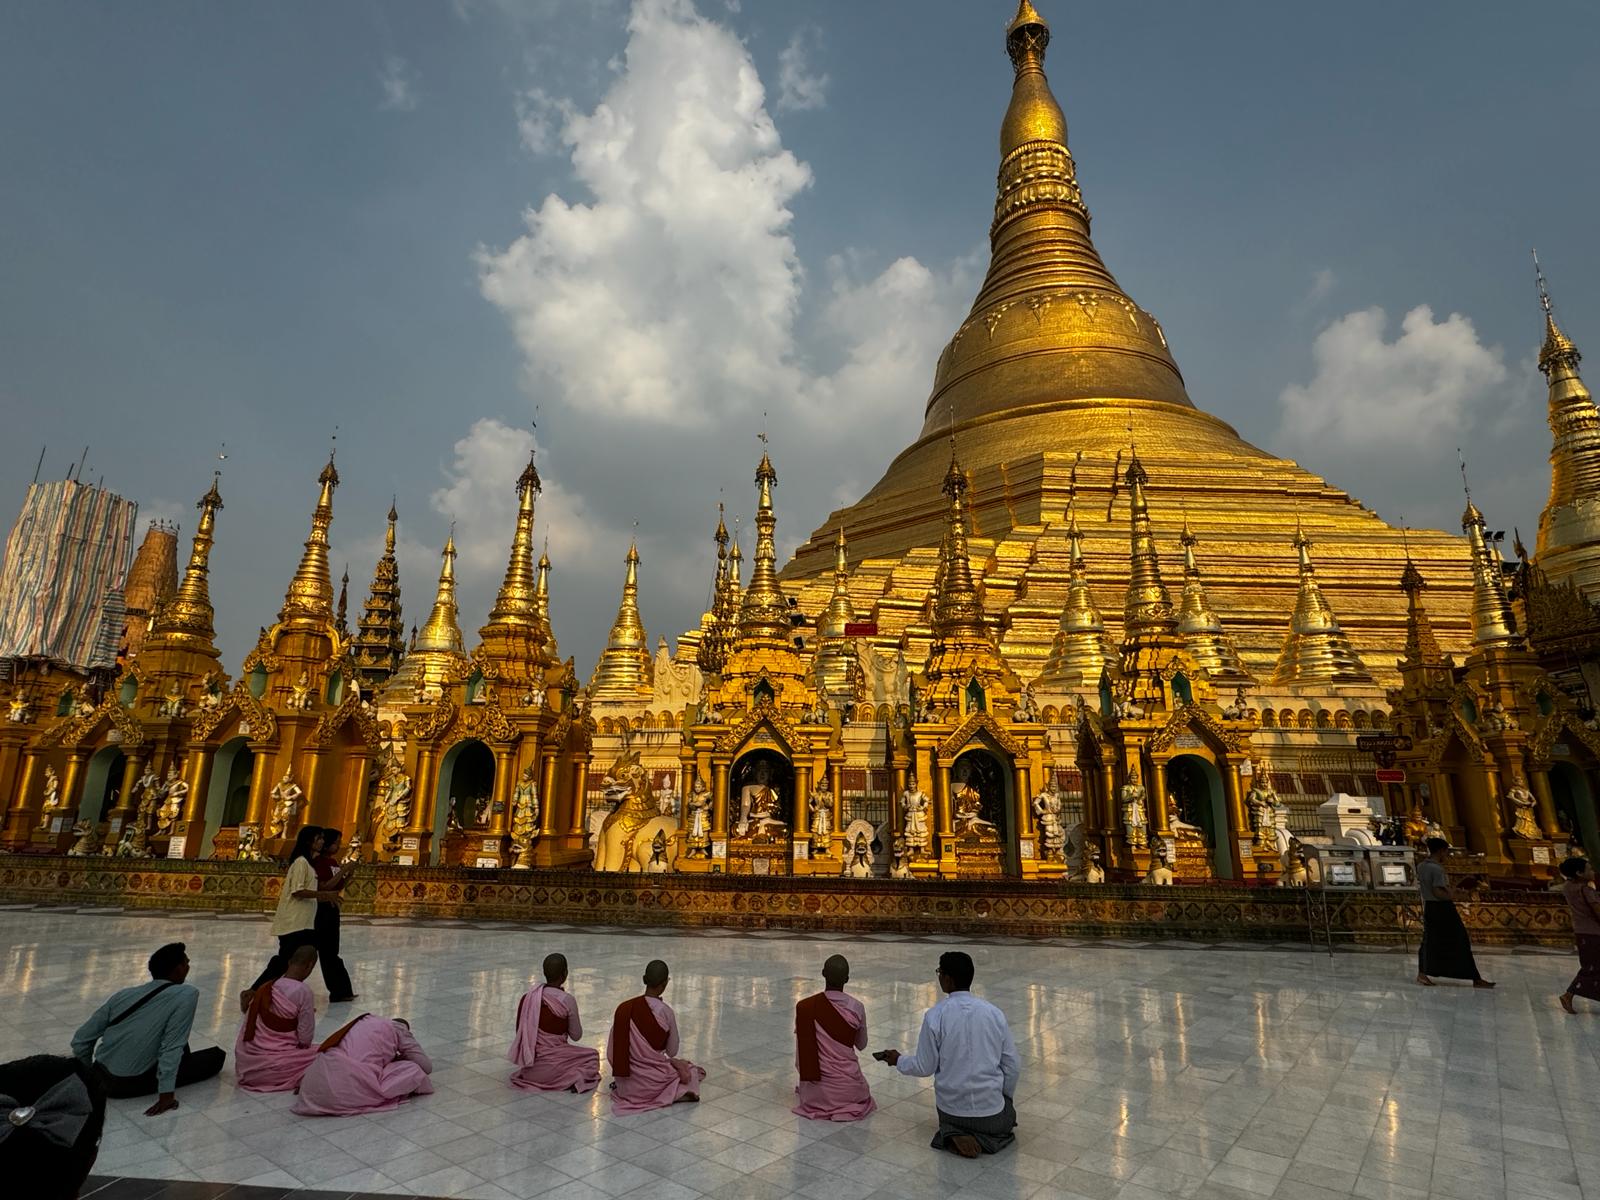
top-left (900, 777), bottom-right (932, 857)
top-left (157, 762), bottom-right (188, 833)
top-left (1507, 780), bottom-right (1541, 840)
top-left (473, 796), bottom-right (492, 828)
top-left (1143, 843), bottom-right (1174, 885)
top-left (685, 773), bottom-right (712, 857)
top-left (236, 824), bottom-right (263, 862)
top-left (289, 669), bottom-right (313, 711)
top-left (840, 830), bottom-right (874, 879)
top-left (67, 819), bottom-right (99, 856)
top-left (1032, 781), bottom-right (1066, 862)
top-left (112, 826), bottom-right (140, 858)
top-left (735, 760), bottom-right (786, 838)
top-left (655, 774), bottom-right (679, 818)
top-left (1222, 686), bottom-right (1249, 721)
top-left (1113, 697), bottom-right (1144, 720)
top-left (1013, 682), bottom-right (1038, 723)
top-left (267, 768), bottom-right (304, 839)
top-left (644, 828), bottom-right (672, 873)
top-left (888, 834), bottom-right (913, 879)
top-left (1080, 847), bottom-right (1106, 884)
top-left (76, 696), bottom-right (97, 718)
top-left (952, 769), bottom-right (997, 837)
top-left (1167, 795), bottom-right (1204, 839)
top-left (8, 693), bottom-right (32, 723)
top-left (341, 835), bottom-right (362, 865)
top-left (1120, 767), bottom-right (1148, 849)
top-left (809, 777), bottom-right (834, 853)
top-left (158, 683), bottom-right (184, 718)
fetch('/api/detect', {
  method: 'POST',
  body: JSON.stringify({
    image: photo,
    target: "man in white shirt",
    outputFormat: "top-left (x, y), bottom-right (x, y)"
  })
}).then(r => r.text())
top-left (877, 951), bottom-right (1019, 1157)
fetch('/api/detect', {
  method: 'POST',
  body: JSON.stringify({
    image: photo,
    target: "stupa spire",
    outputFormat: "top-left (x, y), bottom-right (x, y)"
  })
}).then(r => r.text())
top-left (931, 452), bottom-right (985, 640)
top-left (697, 506), bottom-right (734, 676)
top-left (921, 1), bottom-right (1190, 438)
top-left (1460, 468), bottom-right (1521, 652)
top-left (148, 471), bottom-right (223, 653)
top-left (819, 526), bottom-right (858, 637)
top-left (812, 527), bottom-right (860, 700)
top-left (737, 446), bottom-right (790, 644)
top-left (1532, 252), bottom-right (1600, 599)
top-left (484, 449), bottom-right (541, 629)
top-left (1398, 541), bottom-right (1447, 669)
top-left (590, 539), bottom-right (652, 701)
top-left (351, 502), bottom-right (405, 691)
top-left (1271, 520), bottom-right (1373, 685)
top-left (379, 533), bottom-right (465, 703)
top-left (1121, 451), bottom-right (1175, 634)
top-left (533, 540), bottom-right (559, 665)
top-left (279, 453), bottom-right (339, 625)
top-left (1036, 498), bottom-right (1111, 690)
top-left (1175, 515), bottom-right (1250, 683)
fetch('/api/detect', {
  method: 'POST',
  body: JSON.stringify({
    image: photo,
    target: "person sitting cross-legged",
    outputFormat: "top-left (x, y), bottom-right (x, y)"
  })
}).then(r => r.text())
top-left (508, 952), bottom-right (600, 1094)
top-left (292, 1013), bottom-right (434, 1116)
top-left (233, 944), bottom-right (319, 1093)
top-left (607, 959), bottom-right (705, 1113)
top-left (877, 951), bottom-right (1018, 1158)
top-left (70, 941), bottom-right (225, 1117)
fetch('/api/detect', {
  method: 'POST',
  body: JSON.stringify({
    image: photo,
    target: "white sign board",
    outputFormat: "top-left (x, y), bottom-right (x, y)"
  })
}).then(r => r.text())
top-left (167, 837), bottom-right (186, 859)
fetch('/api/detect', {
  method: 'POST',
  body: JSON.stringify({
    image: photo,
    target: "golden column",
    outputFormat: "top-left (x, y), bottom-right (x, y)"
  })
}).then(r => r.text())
top-left (933, 760), bottom-right (953, 839)
top-left (794, 762), bottom-right (811, 843)
top-left (1098, 762), bottom-right (1116, 839)
top-left (408, 747), bottom-right (437, 835)
top-left (490, 745), bottom-right (515, 838)
top-left (244, 748), bottom-right (275, 827)
top-left (60, 751), bottom-right (89, 820)
top-left (10, 753), bottom-right (42, 832)
top-left (538, 750), bottom-right (559, 838)
top-left (1530, 769), bottom-right (1562, 838)
top-left (830, 761), bottom-right (844, 846)
top-left (1012, 763), bottom-right (1031, 842)
top-left (711, 761), bottom-right (729, 838)
top-left (112, 753), bottom-right (144, 825)
top-left (1148, 758), bottom-right (1172, 839)
top-left (1430, 772), bottom-right (1459, 830)
top-left (568, 758), bottom-right (590, 837)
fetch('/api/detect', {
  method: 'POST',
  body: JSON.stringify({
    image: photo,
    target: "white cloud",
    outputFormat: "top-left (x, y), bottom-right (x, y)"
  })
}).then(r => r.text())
top-left (1276, 304), bottom-right (1508, 452)
top-left (776, 27), bottom-right (828, 113)
top-left (378, 55), bottom-right (419, 112)
top-left (514, 87), bottom-right (574, 155)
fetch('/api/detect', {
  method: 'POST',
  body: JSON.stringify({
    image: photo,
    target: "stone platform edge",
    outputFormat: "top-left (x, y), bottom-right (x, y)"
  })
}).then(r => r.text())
top-left (0, 856), bottom-right (1576, 946)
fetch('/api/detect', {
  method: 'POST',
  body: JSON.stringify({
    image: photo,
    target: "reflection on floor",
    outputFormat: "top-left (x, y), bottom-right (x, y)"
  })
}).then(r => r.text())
top-left (5, 908), bottom-right (1596, 1200)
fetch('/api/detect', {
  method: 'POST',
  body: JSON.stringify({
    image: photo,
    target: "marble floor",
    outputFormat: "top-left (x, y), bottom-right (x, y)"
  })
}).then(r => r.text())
top-left (4, 908), bottom-right (1599, 1200)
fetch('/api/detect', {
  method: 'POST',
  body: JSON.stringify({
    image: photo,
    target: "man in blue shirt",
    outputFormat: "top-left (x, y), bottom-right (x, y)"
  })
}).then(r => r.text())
top-left (71, 942), bottom-right (225, 1116)
top-left (877, 950), bottom-right (1019, 1157)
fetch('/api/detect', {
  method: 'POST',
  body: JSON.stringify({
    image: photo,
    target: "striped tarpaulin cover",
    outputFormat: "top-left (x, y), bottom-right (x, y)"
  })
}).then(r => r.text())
top-left (0, 479), bottom-right (138, 668)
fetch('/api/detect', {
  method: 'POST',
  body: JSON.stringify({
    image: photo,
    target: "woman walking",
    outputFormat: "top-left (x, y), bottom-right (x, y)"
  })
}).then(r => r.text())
top-left (241, 826), bottom-right (341, 1011)
top-left (1416, 837), bottom-right (1495, 988)
top-left (1559, 857), bottom-right (1600, 1013)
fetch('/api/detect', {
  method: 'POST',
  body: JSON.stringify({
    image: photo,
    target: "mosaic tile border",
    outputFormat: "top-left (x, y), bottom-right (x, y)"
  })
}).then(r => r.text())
top-left (0, 854), bottom-right (1574, 946)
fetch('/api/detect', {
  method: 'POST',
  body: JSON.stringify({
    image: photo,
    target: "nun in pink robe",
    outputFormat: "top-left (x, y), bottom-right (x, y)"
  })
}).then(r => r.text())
top-left (233, 977), bottom-right (317, 1092)
top-left (292, 1014), bottom-right (434, 1116)
top-left (792, 988), bottom-right (876, 1121)
top-left (607, 994), bottom-right (705, 1114)
top-left (508, 983), bottom-right (600, 1093)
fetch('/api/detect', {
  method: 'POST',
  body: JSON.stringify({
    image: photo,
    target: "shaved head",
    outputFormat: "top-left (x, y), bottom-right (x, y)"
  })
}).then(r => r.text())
top-left (285, 944), bottom-right (319, 980)
top-left (642, 959), bottom-right (669, 990)
top-left (543, 953), bottom-right (568, 984)
top-left (822, 955), bottom-right (850, 989)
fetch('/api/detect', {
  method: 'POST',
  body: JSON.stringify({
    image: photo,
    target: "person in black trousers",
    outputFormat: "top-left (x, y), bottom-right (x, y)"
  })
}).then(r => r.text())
top-left (243, 826), bottom-right (343, 1010)
top-left (313, 827), bottom-right (359, 1002)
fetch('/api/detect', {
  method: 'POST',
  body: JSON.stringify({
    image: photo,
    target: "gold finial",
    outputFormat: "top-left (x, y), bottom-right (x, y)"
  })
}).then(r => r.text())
top-left (1006, 0), bottom-right (1050, 73)
top-left (279, 450), bottom-right (340, 626)
top-left (384, 500), bottom-right (398, 553)
top-left (380, 532), bottom-right (466, 702)
top-left (1272, 522), bottom-right (1373, 685)
top-left (737, 441), bottom-right (789, 646)
top-left (590, 538), bottom-right (652, 700)
top-left (1457, 484), bottom-right (1520, 652)
top-left (1121, 448), bottom-right (1173, 633)
top-left (146, 471), bottom-right (225, 653)
top-left (1037, 494), bottom-right (1112, 689)
top-left (931, 447), bottom-right (984, 640)
top-left (1397, 529), bottom-right (1446, 668)
top-left (484, 448), bottom-right (541, 629)
top-left (1173, 513), bottom-right (1250, 683)
top-left (1535, 249), bottom-right (1582, 374)
top-left (351, 502), bottom-right (406, 688)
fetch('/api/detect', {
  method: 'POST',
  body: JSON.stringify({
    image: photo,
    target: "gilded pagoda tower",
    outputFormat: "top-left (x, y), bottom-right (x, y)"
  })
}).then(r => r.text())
top-left (350, 503), bottom-right (405, 696)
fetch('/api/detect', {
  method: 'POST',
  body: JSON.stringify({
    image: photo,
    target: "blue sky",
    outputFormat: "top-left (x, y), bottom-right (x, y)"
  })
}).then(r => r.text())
top-left (2, 0), bottom-right (1596, 674)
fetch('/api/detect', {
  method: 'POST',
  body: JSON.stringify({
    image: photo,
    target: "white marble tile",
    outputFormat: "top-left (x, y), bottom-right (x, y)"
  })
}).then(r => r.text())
top-left (6, 908), bottom-right (1596, 1200)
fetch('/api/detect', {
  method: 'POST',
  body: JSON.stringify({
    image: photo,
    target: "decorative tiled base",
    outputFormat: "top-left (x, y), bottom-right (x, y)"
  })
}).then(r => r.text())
top-left (0, 853), bottom-right (1575, 945)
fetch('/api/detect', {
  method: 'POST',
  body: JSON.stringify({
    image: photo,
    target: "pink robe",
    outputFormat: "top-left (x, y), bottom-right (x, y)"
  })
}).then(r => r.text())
top-left (508, 984), bottom-right (600, 1093)
top-left (793, 990), bottom-right (876, 1121)
top-left (233, 977), bottom-right (317, 1093)
top-left (608, 995), bottom-right (705, 1114)
top-left (291, 1015), bottom-right (435, 1116)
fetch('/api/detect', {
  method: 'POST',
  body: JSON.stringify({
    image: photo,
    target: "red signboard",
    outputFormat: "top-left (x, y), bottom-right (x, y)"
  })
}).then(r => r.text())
top-left (1375, 768), bottom-right (1406, 784)
top-left (843, 622), bottom-right (878, 637)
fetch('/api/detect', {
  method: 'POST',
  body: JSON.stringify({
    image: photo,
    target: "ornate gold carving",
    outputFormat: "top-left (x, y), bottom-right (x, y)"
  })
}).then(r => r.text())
top-left (937, 709), bottom-right (1024, 760)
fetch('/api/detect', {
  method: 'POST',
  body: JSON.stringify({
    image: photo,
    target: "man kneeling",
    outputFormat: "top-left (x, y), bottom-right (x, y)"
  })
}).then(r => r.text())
top-left (608, 959), bottom-right (705, 1113)
top-left (508, 952), bottom-right (600, 1093)
top-left (793, 954), bottom-right (875, 1121)
top-left (292, 1013), bottom-right (433, 1116)
top-left (878, 951), bottom-right (1018, 1157)
top-left (234, 945), bottom-right (319, 1092)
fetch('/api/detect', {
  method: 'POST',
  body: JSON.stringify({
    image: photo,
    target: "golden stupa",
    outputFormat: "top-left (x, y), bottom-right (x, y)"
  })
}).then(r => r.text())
top-left (782, 0), bottom-right (1475, 687)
